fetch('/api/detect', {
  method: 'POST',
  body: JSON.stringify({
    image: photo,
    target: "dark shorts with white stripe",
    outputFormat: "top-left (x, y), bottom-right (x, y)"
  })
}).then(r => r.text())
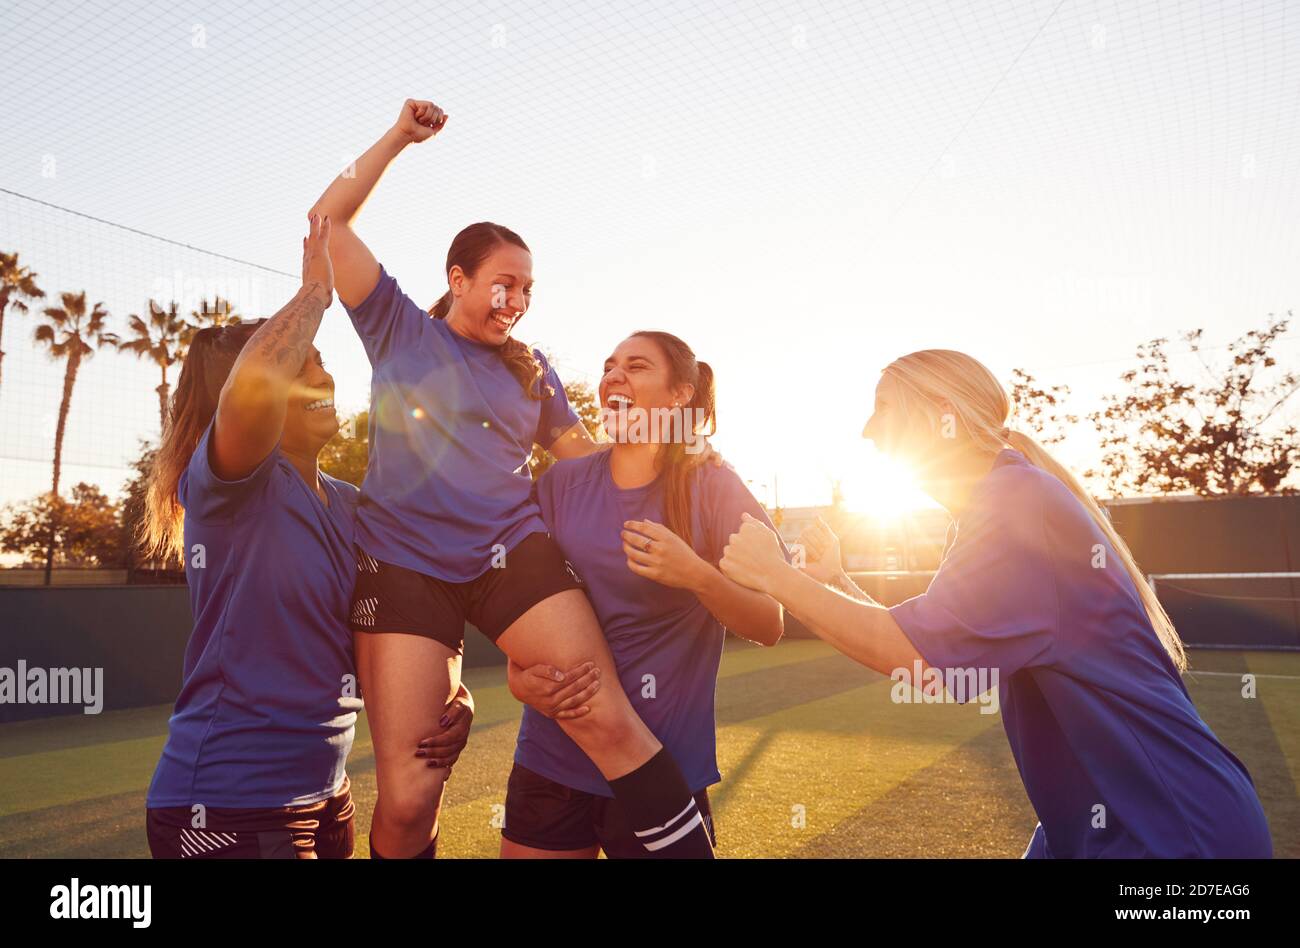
top-left (348, 532), bottom-right (585, 651)
top-left (145, 775), bottom-right (355, 859)
top-left (501, 763), bottom-right (716, 858)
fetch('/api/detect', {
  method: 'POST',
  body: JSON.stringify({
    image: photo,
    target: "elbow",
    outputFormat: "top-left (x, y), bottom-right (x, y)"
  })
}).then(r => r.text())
top-left (759, 603), bottom-right (786, 647)
top-left (741, 615), bottom-right (785, 648)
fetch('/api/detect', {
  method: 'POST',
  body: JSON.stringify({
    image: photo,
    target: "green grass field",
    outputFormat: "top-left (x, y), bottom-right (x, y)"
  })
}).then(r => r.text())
top-left (1, 639), bottom-right (1296, 858)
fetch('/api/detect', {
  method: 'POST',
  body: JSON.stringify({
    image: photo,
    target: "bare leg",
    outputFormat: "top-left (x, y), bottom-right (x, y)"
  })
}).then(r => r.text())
top-left (497, 590), bottom-right (714, 857)
top-left (496, 588), bottom-right (661, 779)
top-left (356, 632), bottom-right (460, 858)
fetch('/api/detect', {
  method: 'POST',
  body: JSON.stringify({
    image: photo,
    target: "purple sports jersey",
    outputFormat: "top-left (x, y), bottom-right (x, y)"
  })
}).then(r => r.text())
top-left (344, 266), bottom-right (579, 582)
top-left (515, 450), bottom-right (785, 796)
top-left (890, 449), bottom-right (1271, 858)
top-left (147, 421), bottom-right (362, 808)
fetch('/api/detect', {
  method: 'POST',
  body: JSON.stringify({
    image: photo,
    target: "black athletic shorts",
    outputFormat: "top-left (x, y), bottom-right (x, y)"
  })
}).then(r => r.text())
top-left (145, 775), bottom-right (355, 859)
top-left (501, 763), bottom-right (717, 858)
top-left (348, 532), bottom-right (584, 651)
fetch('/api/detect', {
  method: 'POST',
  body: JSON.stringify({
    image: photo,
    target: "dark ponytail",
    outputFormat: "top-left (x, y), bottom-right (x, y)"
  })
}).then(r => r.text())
top-left (429, 222), bottom-right (552, 400)
top-left (629, 331), bottom-right (717, 549)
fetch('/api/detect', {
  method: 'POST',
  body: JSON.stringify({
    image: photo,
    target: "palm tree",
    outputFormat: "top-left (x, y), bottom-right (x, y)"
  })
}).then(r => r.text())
top-left (120, 299), bottom-right (187, 433)
top-left (33, 291), bottom-right (118, 584)
top-left (0, 250), bottom-right (47, 397)
top-left (180, 295), bottom-right (241, 347)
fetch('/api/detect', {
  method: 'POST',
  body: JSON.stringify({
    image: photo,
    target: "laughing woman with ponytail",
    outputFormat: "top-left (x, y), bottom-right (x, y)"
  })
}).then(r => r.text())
top-left (310, 99), bottom-right (719, 859)
top-left (719, 349), bottom-right (1272, 858)
top-left (501, 332), bottom-right (785, 858)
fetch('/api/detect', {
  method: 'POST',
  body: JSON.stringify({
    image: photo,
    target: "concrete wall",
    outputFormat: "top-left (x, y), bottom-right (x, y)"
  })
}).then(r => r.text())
top-left (0, 586), bottom-right (503, 723)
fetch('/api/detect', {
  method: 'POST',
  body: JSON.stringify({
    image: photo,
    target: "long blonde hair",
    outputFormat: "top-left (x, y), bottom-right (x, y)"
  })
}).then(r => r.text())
top-left (883, 349), bottom-right (1187, 672)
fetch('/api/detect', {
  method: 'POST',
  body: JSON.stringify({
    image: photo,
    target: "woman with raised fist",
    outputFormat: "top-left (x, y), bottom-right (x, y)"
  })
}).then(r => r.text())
top-left (309, 100), bottom-right (716, 859)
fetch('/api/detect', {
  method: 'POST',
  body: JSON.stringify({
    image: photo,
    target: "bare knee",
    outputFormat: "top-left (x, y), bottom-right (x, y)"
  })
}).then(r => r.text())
top-left (377, 767), bottom-right (448, 832)
top-left (557, 694), bottom-right (657, 769)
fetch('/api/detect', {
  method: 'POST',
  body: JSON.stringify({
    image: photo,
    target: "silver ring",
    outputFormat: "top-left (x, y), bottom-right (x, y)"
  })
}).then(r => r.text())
top-left (644, 540), bottom-right (653, 553)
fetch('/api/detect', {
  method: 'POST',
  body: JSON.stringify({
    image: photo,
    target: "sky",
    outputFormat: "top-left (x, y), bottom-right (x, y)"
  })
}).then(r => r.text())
top-left (2, 0), bottom-right (1299, 518)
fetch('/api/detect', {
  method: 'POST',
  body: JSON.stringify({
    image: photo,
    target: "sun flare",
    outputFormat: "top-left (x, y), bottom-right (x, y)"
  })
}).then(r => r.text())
top-left (833, 447), bottom-right (935, 521)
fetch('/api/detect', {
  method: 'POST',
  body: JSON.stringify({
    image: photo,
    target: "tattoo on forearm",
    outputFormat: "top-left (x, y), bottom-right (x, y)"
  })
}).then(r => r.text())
top-left (249, 284), bottom-right (327, 370)
top-left (831, 572), bottom-right (877, 604)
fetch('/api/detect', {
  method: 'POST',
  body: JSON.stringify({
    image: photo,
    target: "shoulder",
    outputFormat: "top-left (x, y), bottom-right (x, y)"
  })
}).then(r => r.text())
top-left (322, 472), bottom-right (361, 504)
top-left (349, 265), bottom-right (430, 320)
top-left (966, 452), bottom-right (1094, 554)
top-left (694, 457), bottom-right (750, 503)
top-left (344, 264), bottom-right (397, 314)
top-left (975, 452), bottom-right (1058, 514)
top-left (179, 419), bottom-right (291, 516)
top-left (540, 453), bottom-right (604, 496)
top-left (531, 347), bottom-right (563, 380)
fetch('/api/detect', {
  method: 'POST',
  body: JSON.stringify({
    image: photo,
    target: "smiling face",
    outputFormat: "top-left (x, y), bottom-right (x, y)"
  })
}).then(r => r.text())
top-left (446, 242), bottom-right (534, 346)
top-left (280, 344), bottom-right (339, 456)
top-left (599, 335), bottom-right (695, 442)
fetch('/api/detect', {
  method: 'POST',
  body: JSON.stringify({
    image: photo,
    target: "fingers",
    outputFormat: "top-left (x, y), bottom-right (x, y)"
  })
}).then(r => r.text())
top-left (440, 697), bottom-right (469, 727)
top-left (623, 519), bottom-right (667, 539)
top-left (620, 529), bottom-right (658, 555)
top-left (527, 664), bottom-right (566, 684)
top-left (622, 540), bottom-right (655, 567)
top-left (739, 514), bottom-right (774, 540)
top-left (624, 556), bottom-right (654, 577)
top-left (551, 665), bottom-right (600, 713)
top-left (305, 212), bottom-right (330, 248)
top-left (417, 706), bottom-right (472, 762)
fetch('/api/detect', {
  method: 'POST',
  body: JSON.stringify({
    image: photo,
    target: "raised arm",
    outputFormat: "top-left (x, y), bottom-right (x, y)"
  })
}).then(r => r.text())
top-left (309, 99), bottom-right (448, 308)
top-left (211, 215), bottom-right (333, 480)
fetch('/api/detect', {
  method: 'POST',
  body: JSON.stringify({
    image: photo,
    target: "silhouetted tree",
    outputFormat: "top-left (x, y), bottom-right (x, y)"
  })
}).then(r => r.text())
top-left (1087, 314), bottom-right (1299, 496)
top-left (0, 250), bottom-right (46, 397)
top-left (120, 300), bottom-right (187, 433)
top-left (180, 295), bottom-right (241, 347)
top-left (33, 291), bottom-right (118, 583)
top-left (1008, 368), bottom-right (1078, 446)
top-left (0, 482), bottom-right (124, 569)
top-left (319, 410), bottom-right (370, 487)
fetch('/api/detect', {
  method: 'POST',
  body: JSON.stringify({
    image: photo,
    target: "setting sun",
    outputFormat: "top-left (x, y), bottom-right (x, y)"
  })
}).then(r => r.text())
top-left (830, 444), bottom-right (937, 521)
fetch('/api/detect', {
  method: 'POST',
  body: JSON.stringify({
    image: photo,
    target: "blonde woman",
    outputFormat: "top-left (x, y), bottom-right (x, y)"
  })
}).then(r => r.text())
top-left (719, 349), bottom-right (1272, 859)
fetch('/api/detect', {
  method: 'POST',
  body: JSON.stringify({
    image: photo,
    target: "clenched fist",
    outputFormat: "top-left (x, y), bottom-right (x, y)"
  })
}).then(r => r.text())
top-left (394, 99), bottom-right (448, 143)
top-left (720, 512), bottom-right (789, 595)
top-left (796, 515), bottom-right (844, 585)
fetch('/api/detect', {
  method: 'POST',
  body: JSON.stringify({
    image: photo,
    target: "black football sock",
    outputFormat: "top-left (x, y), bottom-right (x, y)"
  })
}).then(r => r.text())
top-left (607, 748), bottom-right (714, 858)
top-left (369, 828), bottom-right (438, 859)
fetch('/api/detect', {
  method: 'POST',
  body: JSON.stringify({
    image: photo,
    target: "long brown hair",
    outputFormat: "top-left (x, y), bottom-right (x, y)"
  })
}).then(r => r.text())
top-left (140, 320), bottom-right (264, 563)
top-left (631, 331), bottom-right (717, 550)
top-left (883, 349), bottom-right (1187, 672)
top-left (429, 222), bottom-right (551, 400)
